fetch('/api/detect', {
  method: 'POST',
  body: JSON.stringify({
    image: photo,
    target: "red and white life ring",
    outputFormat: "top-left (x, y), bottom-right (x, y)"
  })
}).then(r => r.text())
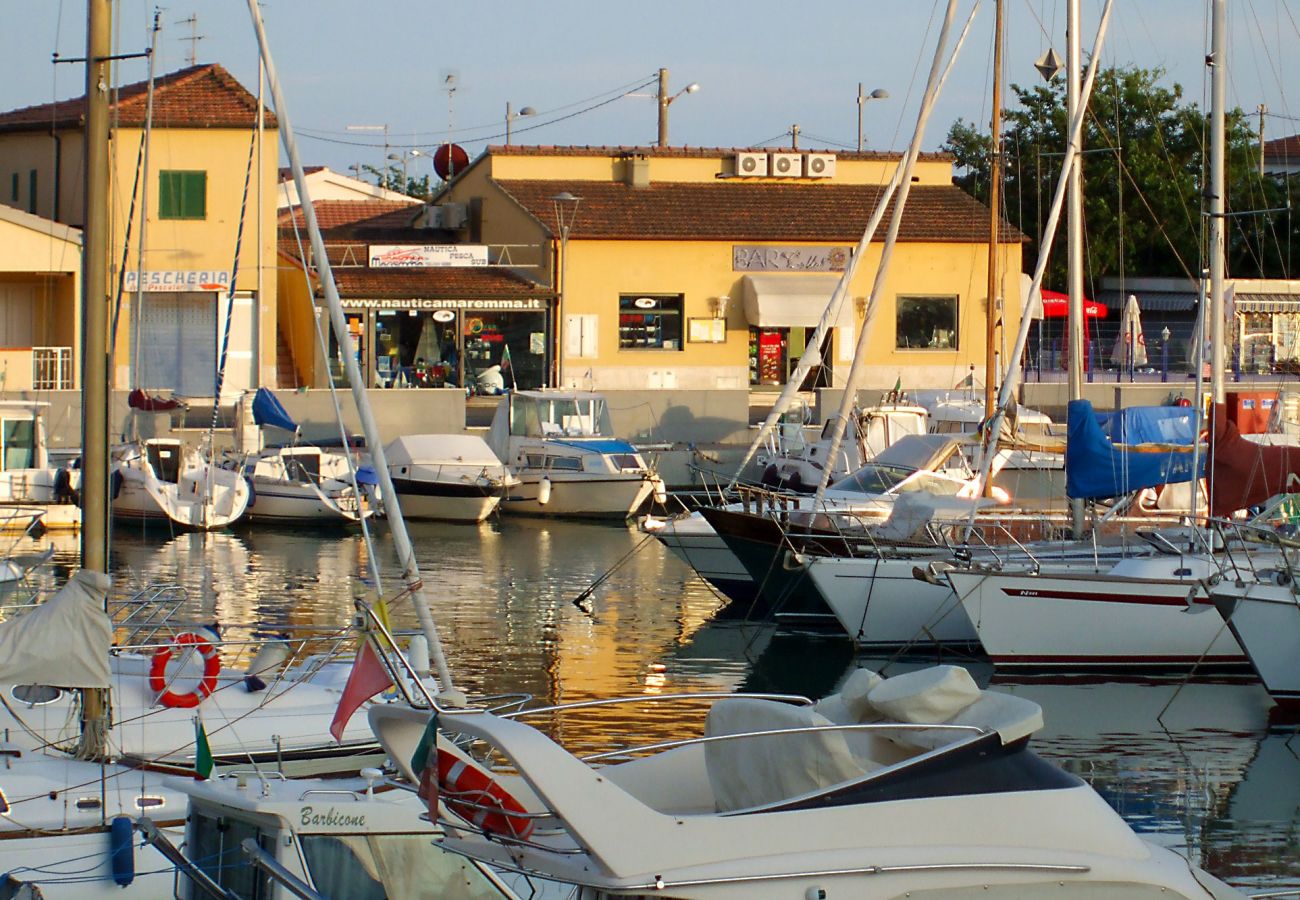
top-left (437, 749), bottom-right (534, 839)
top-left (149, 632), bottom-right (221, 708)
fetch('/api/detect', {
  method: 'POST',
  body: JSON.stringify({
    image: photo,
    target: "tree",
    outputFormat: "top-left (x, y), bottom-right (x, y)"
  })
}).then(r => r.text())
top-left (361, 164), bottom-right (432, 200)
top-left (944, 64), bottom-right (1296, 288)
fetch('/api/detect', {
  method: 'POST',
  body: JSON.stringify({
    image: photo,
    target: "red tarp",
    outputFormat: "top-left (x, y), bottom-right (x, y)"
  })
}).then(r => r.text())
top-left (1208, 403), bottom-right (1300, 516)
top-left (127, 388), bottom-right (181, 412)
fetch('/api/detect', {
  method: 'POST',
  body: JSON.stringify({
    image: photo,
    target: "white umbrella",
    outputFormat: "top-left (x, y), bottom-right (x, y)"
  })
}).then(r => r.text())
top-left (1111, 294), bottom-right (1148, 368)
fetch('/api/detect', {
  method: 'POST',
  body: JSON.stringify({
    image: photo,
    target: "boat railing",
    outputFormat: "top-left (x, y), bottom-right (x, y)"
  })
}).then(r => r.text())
top-left (1207, 518), bottom-right (1297, 588)
top-left (112, 582), bottom-right (190, 647)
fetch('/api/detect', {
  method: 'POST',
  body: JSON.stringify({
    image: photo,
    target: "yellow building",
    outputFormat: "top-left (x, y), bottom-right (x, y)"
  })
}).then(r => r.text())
top-left (437, 146), bottom-right (1022, 391)
top-left (0, 63), bottom-right (279, 394)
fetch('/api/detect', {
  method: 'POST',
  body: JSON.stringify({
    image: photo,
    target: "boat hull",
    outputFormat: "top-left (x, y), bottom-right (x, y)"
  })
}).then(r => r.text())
top-left (501, 473), bottom-right (655, 519)
top-left (390, 478), bottom-right (503, 523)
top-left (1212, 581), bottom-right (1300, 708)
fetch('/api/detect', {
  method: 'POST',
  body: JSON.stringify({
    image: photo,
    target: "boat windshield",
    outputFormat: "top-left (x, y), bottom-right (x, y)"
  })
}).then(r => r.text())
top-left (830, 463), bottom-right (915, 494)
top-left (510, 395), bottom-right (612, 437)
top-left (298, 833), bottom-right (508, 899)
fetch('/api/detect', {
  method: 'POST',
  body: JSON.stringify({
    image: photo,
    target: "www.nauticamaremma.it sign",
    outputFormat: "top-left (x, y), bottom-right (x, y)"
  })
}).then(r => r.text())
top-left (368, 245), bottom-right (490, 268)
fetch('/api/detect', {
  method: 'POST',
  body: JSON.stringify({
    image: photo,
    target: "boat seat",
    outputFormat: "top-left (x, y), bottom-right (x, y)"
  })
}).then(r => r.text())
top-left (703, 698), bottom-right (872, 813)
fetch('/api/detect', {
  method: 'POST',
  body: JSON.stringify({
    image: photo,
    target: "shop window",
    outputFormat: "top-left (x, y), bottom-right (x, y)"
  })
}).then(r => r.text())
top-left (158, 170), bottom-right (207, 220)
top-left (618, 295), bottom-right (683, 350)
top-left (896, 295), bottom-right (958, 350)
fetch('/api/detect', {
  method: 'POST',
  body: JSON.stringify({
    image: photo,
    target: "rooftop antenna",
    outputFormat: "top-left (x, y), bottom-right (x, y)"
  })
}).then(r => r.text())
top-left (441, 69), bottom-right (459, 143)
top-left (176, 13), bottom-right (204, 66)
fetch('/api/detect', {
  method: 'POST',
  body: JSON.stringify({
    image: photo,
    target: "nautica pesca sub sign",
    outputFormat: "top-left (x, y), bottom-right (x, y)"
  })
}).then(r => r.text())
top-left (369, 245), bottom-right (489, 268)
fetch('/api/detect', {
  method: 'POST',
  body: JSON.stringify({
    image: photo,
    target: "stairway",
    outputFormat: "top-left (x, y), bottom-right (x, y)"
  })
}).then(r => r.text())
top-left (276, 333), bottom-right (299, 389)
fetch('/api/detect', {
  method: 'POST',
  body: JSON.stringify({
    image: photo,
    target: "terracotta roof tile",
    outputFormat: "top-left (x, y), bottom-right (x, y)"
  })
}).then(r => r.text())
top-left (1263, 133), bottom-right (1300, 162)
top-left (487, 144), bottom-right (953, 163)
top-left (278, 200), bottom-right (421, 235)
top-left (493, 179), bottom-right (1021, 243)
top-left (0, 63), bottom-right (275, 133)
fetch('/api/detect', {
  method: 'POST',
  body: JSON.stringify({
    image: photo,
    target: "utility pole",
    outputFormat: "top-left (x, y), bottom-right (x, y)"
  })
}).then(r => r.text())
top-left (791, 124), bottom-right (800, 150)
top-left (656, 68), bottom-right (670, 147)
top-left (77, 0), bottom-right (112, 762)
top-left (1259, 103), bottom-right (1267, 176)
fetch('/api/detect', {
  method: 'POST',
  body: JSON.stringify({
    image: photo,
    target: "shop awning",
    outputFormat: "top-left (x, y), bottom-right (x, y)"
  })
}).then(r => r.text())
top-left (1038, 288), bottom-right (1106, 318)
top-left (1235, 293), bottom-right (1300, 314)
top-left (741, 274), bottom-right (853, 328)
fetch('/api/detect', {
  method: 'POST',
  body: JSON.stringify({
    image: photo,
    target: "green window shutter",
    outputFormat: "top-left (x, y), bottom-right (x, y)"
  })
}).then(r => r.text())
top-left (27, 170), bottom-right (36, 214)
top-left (9, 173), bottom-right (17, 202)
top-left (158, 170), bottom-right (207, 219)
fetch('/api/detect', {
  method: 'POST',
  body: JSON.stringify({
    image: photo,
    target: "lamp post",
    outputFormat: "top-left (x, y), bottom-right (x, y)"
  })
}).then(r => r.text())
top-left (856, 85), bottom-right (889, 152)
top-left (1161, 326), bottom-right (1171, 383)
top-left (551, 191), bottom-right (581, 388)
top-left (656, 67), bottom-right (700, 148)
top-left (505, 102), bottom-right (537, 145)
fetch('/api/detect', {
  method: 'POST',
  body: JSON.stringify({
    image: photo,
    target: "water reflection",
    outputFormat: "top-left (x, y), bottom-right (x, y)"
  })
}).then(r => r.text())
top-left (6, 519), bottom-right (1297, 891)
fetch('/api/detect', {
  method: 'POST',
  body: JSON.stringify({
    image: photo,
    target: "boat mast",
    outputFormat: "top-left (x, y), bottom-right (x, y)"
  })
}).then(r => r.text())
top-left (984, 0), bottom-right (1004, 494)
top-left (76, 0), bottom-right (112, 760)
top-left (1209, 0), bottom-right (1226, 407)
top-left (1067, 0), bottom-right (1086, 536)
top-left (245, 0), bottom-right (457, 699)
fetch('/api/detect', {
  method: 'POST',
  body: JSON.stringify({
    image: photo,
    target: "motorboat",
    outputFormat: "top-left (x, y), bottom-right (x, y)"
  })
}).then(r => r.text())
top-left (150, 769), bottom-right (522, 899)
top-left (0, 400), bottom-right (80, 531)
top-left (235, 388), bottom-right (374, 524)
top-left (385, 434), bottom-right (515, 523)
top-left (487, 390), bottom-right (665, 519)
top-left (369, 664), bottom-right (1245, 899)
top-left (110, 438), bottom-right (250, 529)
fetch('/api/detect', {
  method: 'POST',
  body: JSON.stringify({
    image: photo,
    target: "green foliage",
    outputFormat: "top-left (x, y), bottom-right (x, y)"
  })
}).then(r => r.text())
top-left (360, 164), bottom-right (432, 200)
top-left (943, 64), bottom-right (1297, 287)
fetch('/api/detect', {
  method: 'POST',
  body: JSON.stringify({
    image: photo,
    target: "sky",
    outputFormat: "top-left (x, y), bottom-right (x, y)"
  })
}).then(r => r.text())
top-left (3, 1), bottom-right (1300, 178)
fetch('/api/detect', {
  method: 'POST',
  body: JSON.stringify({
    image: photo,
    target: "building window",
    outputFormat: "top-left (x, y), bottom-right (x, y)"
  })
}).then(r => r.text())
top-left (896, 295), bottom-right (958, 350)
top-left (26, 170), bottom-right (36, 214)
top-left (158, 170), bottom-right (206, 219)
top-left (618, 294), bottom-right (683, 350)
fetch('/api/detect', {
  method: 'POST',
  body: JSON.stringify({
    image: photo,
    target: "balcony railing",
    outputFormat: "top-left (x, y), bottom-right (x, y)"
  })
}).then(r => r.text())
top-left (32, 347), bottom-right (73, 390)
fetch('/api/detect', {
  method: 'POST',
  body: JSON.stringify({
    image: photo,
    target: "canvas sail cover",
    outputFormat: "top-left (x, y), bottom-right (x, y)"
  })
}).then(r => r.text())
top-left (0, 570), bottom-right (112, 688)
top-left (1066, 399), bottom-right (1202, 499)
top-left (251, 387), bottom-right (298, 432)
top-left (1208, 404), bottom-right (1300, 516)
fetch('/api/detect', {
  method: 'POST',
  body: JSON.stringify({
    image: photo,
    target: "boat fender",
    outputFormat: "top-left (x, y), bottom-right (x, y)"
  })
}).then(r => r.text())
top-left (245, 475), bottom-right (256, 508)
top-left (537, 476), bottom-right (552, 506)
top-left (109, 814), bottom-right (134, 886)
top-left (407, 634), bottom-right (431, 678)
top-left (1272, 568), bottom-right (1292, 587)
top-left (150, 632), bottom-right (221, 708)
top-left (243, 639), bottom-right (289, 692)
top-left (437, 749), bottom-right (535, 839)
top-left (652, 475), bottom-right (667, 506)
top-left (110, 469), bottom-right (123, 500)
top-left (759, 463), bottom-right (780, 488)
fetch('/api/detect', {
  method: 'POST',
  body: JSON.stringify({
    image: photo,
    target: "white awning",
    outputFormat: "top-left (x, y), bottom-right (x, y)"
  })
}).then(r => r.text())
top-left (741, 274), bottom-right (853, 328)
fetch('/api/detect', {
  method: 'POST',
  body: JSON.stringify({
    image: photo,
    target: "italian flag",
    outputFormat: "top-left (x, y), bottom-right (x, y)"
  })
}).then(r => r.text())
top-left (194, 716), bottom-right (214, 780)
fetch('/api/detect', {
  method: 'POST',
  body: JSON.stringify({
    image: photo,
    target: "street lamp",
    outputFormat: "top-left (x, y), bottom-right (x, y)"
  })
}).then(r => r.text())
top-left (505, 102), bottom-right (537, 145)
top-left (551, 191), bottom-right (581, 388)
top-left (387, 149), bottom-right (425, 194)
top-left (656, 67), bottom-right (700, 148)
top-left (856, 85), bottom-right (889, 152)
top-left (1161, 325), bottom-right (1172, 382)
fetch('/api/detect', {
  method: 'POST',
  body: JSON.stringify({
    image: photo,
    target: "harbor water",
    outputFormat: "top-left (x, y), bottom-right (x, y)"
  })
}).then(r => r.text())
top-left (13, 517), bottom-right (1300, 894)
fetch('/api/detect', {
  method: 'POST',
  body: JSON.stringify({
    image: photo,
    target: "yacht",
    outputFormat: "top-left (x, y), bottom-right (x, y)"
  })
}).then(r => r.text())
top-left (110, 438), bottom-right (250, 529)
top-left (385, 433), bottom-right (515, 523)
top-left (241, 444), bottom-right (373, 524)
top-left (487, 390), bottom-right (665, 518)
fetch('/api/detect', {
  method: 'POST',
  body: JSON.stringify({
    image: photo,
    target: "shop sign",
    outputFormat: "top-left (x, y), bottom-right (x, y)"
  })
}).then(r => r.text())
top-left (123, 270), bottom-right (232, 292)
top-left (345, 298), bottom-right (545, 311)
top-left (732, 246), bottom-right (851, 272)
top-left (368, 244), bottom-right (489, 268)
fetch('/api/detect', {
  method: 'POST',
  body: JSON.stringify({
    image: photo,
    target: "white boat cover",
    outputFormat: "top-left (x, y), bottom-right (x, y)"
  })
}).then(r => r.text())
top-left (385, 434), bottom-right (503, 468)
top-left (0, 570), bottom-right (112, 688)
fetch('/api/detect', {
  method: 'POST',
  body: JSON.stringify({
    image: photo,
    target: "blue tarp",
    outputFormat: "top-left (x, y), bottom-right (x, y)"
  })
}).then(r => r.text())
top-left (251, 388), bottom-right (298, 433)
top-left (1093, 405), bottom-right (1198, 445)
top-left (1066, 399), bottom-right (1203, 499)
top-left (553, 439), bottom-right (639, 455)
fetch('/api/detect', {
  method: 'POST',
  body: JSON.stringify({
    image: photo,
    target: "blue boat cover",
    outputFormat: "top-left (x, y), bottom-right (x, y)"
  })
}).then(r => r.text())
top-left (553, 439), bottom-right (639, 455)
top-left (1066, 399), bottom-right (1203, 499)
top-left (251, 388), bottom-right (298, 432)
top-left (354, 465), bottom-right (379, 486)
top-left (1093, 405), bottom-right (1198, 445)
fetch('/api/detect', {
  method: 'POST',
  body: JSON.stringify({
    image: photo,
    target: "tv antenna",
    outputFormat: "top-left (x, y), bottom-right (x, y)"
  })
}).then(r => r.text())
top-left (440, 69), bottom-right (460, 139)
top-left (177, 13), bottom-right (205, 66)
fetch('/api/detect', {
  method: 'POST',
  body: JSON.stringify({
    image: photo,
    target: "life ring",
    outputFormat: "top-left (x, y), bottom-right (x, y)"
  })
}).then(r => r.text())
top-left (149, 632), bottom-right (221, 709)
top-left (437, 749), bottom-right (534, 839)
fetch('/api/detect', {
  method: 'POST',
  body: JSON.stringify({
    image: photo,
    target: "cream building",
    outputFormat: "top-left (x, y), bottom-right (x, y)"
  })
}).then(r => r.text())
top-left (0, 63), bottom-right (279, 396)
top-left (435, 146), bottom-right (1023, 392)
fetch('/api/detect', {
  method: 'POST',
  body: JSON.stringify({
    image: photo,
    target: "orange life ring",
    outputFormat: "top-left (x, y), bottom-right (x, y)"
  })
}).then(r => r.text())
top-left (149, 632), bottom-right (221, 709)
top-left (437, 749), bottom-right (534, 839)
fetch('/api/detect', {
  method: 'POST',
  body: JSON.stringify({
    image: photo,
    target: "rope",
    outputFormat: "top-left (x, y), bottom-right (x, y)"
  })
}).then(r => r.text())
top-left (209, 128), bottom-right (259, 437)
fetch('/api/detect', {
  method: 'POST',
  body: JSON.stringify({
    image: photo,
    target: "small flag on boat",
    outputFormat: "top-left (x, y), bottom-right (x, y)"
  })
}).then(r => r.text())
top-left (194, 716), bottom-right (213, 781)
top-left (411, 713), bottom-right (441, 819)
top-left (328, 600), bottom-right (396, 742)
top-left (500, 343), bottom-right (512, 371)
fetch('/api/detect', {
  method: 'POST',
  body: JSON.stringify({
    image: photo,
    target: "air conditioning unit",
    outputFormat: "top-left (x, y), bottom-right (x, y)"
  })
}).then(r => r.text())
top-left (770, 152), bottom-right (803, 177)
top-left (439, 202), bottom-right (467, 230)
top-left (734, 151), bottom-right (768, 177)
top-left (804, 153), bottom-right (837, 178)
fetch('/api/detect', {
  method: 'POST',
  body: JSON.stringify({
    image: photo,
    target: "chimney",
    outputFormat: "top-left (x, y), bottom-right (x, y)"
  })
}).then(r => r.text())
top-left (624, 154), bottom-right (650, 188)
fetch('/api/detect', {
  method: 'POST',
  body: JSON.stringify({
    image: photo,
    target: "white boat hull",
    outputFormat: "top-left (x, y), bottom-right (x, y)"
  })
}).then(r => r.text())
top-left (946, 558), bottom-right (1249, 670)
top-left (804, 554), bottom-right (978, 648)
top-left (1211, 580), bottom-right (1300, 707)
top-left (244, 479), bottom-right (370, 523)
top-left (392, 488), bottom-right (501, 523)
top-left (646, 511), bottom-right (755, 599)
top-left (501, 473), bottom-right (656, 519)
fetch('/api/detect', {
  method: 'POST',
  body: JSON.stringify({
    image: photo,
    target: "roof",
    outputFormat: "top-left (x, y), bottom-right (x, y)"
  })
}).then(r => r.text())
top-left (278, 200), bottom-right (422, 236)
top-left (278, 166), bottom-right (326, 182)
top-left (1263, 134), bottom-right (1300, 161)
top-left (0, 203), bottom-right (82, 247)
top-left (0, 64), bottom-right (276, 133)
top-left (486, 145), bottom-right (952, 162)
top-left (1097, 287), bottom-right (1198, 312)
top-left (492, 179), bottom-right (1022, 243)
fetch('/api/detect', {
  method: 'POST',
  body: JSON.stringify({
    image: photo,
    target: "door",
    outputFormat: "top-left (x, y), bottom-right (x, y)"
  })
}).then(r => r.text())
top-left (136, 292), bottom-right (217, 396)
